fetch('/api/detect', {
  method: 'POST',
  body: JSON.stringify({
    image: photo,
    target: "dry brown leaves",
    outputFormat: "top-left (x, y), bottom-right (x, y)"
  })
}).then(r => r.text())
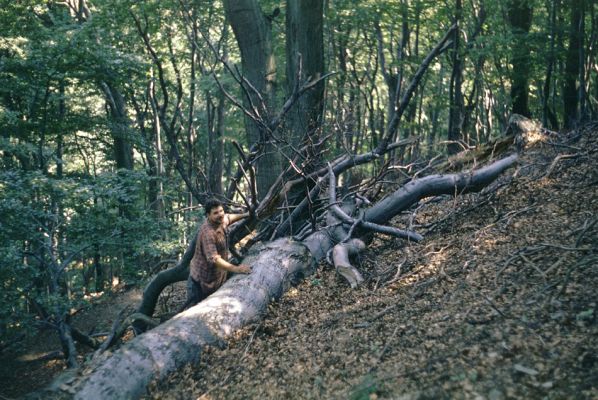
top-left (146, 126), bottom-right (597, 400)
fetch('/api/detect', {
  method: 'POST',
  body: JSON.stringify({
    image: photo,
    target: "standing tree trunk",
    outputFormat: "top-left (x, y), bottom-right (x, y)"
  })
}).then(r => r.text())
top-left (281, 0), bottom-right (325, 227)
top-left (222, 0), bottom-right (279, 200)
top-left (564, 0), bottom-right (583, 127)
top-left (207, 91), bottom-right (225, 196)
top-left (507, 0), bottom-right (534, 117)
top-left (448, 0), bottom-right (464, 155)
top-left (577, 0), bottom-right (588, 122)
top-left (101, 82), bottom-right (134, 171)
top-left (285, 0), bottom-right (325, 146)
top-left (543, 0), bottom-right (560, 129)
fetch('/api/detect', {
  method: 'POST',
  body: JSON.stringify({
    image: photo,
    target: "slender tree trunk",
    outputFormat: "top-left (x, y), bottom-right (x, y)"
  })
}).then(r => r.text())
top-left (102, 82), bottom-right (134, 170)
top-left (591, 3), bottom-right (598, 120)
top-left (543, 0), bottom-right (560, 129)
top-left (428, 64), bottom-right (445, 157)
top-left (207, 92), bottom-right (225, 196)
top-left (187, 13), bottom-right (198, 202)
top-left (578, 1), bottom-right (588, 122)
top-left (147, 76), bottom-right (166, 218)
top-left (448, 0), bottom-right (464, 155)
top-left (564, 0), bottom-right (583, 127)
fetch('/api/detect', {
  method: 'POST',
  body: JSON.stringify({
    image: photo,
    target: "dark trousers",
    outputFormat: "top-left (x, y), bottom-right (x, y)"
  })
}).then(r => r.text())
top-left (178, 276), bottom-right (207, 312)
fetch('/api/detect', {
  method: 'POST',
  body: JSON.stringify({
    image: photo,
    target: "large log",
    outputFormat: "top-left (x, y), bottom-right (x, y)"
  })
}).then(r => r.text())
top-left (40, 239), bottom-right (314, 400)
top-left (39, 154), bottom-right (518, 399)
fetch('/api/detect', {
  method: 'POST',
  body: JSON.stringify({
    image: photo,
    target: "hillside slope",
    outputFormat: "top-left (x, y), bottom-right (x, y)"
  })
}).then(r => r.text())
top-left (146, 124), bottom-right (597, 400)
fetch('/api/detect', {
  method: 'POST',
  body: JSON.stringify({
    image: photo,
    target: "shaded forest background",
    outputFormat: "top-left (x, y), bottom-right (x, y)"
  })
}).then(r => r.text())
top-left (0, 0), bottom-right (595, 374)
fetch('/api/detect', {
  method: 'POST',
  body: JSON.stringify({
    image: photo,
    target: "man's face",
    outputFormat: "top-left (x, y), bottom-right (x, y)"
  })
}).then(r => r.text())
top-left (207, 205), bottom-right (225, 225)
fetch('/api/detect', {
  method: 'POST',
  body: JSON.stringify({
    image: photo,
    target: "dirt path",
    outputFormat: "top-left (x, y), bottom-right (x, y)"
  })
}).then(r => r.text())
top-left (0, 287), bottom-right (143, 398)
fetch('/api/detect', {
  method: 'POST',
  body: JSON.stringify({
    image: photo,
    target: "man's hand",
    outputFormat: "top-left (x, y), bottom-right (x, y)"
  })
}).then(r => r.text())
top-left (235, 264), bottom-right (252, 274)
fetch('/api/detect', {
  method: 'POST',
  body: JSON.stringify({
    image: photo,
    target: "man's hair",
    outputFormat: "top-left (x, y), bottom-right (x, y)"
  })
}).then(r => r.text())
top-left (204, 198), bottom-right (223, 215)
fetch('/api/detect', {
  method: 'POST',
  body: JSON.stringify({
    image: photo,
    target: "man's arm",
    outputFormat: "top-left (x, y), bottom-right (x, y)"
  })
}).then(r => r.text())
top-left (213, 255), bottom-right (251, 274)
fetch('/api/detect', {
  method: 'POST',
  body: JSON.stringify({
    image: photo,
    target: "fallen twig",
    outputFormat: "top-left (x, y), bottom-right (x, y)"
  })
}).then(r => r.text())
top-left (544, 154), bottom-right (580, 178)
top-left (241, 322), bottom-right (262, 360)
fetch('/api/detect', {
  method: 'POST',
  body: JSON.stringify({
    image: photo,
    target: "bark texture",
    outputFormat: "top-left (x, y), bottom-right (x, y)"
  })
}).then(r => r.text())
top-left (285, 0), bottom-right (325, 144)
top-left (223, 0), bottom-right (279, 199)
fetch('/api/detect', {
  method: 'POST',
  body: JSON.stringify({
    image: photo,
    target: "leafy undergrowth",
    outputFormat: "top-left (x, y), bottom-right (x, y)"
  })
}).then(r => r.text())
top-left (146, 125), bottom-right (597, 400)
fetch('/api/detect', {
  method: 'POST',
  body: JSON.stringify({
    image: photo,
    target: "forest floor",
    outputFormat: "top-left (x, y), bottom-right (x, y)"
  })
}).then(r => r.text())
top-left (1, 123), bottom-right (597, 400)
top-left (0, 285), bottom-right (145, 399)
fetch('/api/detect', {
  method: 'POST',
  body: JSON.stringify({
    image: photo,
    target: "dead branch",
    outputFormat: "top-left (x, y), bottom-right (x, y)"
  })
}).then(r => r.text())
top-left (135, 232), bottom-right (197, 323)
top-left (380, 23), bottom-right (456, 150)
top-left (58, 320), bottom-right (78, 368)
top-left (71, 326), bottom-right (101, 350)
top-left (232, 27), bottom-right (446, 241)
top-left (328, 163), bottom-right (424, 242)
top-left (544, 153), bottom-right (579, 178)
top-left (95, 307), bottom-right (130, 355)
top-left (96, 312), bottom-right (158, 357)
top-left (364, 154), bottom-right (518, 225)
top-left (330, 239), bottom-right (366, 288)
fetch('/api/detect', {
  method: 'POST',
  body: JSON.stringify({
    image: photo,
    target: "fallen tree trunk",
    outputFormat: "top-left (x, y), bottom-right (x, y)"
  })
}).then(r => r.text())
top-left (41, 154), bottom-right (518, 399)
top-left (42, 239), bottom-right (315, 399)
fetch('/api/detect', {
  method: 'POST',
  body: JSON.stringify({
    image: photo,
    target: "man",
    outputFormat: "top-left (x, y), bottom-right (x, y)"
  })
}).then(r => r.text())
top-left (180, 199), bottom-right (251, 311)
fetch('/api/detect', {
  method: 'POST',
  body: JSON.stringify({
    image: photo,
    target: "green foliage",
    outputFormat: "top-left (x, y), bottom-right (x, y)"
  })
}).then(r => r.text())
top-left (0, 166), bottom-right (186, 341)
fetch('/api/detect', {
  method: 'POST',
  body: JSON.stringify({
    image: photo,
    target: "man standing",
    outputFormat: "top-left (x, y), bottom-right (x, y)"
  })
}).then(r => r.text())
top-left (181, 199), bottom-right (251, 311)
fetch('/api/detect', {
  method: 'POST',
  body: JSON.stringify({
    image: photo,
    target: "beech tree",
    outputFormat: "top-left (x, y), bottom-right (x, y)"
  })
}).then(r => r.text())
top-left (42, 151), bottom-right (519, 399)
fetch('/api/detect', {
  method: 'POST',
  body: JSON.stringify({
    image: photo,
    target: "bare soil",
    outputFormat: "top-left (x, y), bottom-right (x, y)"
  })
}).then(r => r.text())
top-left (1, 124), bottom-right (597, 400)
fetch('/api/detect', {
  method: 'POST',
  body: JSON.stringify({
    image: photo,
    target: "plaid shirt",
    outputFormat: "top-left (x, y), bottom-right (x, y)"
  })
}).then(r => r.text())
top-left (190, 215), bottom-right (230, 295)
